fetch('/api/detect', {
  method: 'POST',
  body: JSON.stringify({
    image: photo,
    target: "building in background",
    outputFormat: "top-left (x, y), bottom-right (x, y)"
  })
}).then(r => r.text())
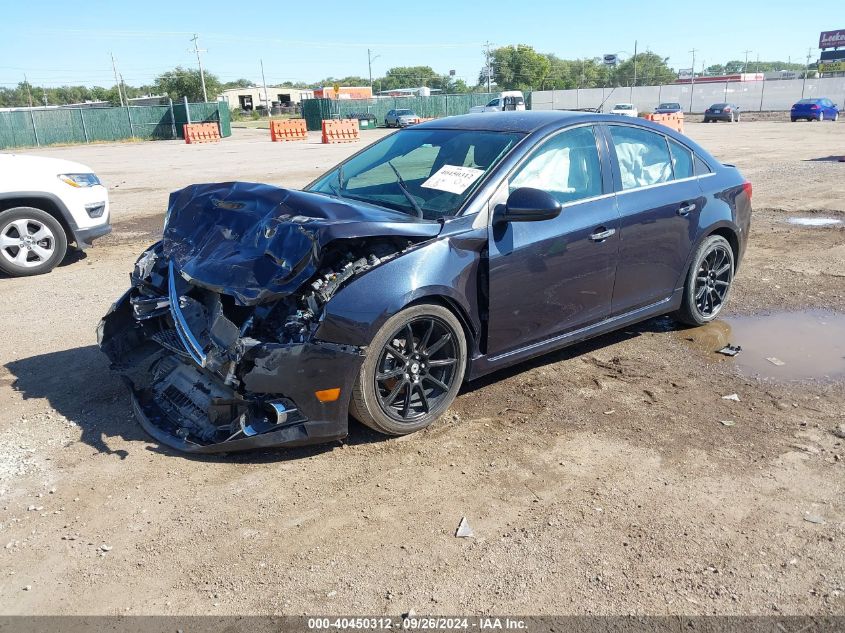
top-left (313, 86), bottom-right (373, 100)
top-left (219, 87), bottom-right (314, 112)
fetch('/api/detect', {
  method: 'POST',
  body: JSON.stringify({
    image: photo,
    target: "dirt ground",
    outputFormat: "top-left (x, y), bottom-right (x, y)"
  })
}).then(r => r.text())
top-left (0, 121), bottom-right (843, 616)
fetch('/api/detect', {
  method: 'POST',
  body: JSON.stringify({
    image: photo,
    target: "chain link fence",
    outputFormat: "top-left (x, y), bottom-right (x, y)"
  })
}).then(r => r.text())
top-left (0, 101), bottom-right (231, 149)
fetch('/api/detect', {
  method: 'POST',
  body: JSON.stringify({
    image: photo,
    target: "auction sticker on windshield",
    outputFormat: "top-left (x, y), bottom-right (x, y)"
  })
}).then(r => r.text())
top-left (421, 165), bottom-right (484, 195)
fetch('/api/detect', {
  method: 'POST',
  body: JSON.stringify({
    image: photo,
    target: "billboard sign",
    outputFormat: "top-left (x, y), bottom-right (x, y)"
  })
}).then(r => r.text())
top-left (819, 29), bottom-right (845, 49)
top-left (677, 68), bottom-right (693, 80)
top-left (819, 61), bottom-right (845, 73)
top-left (603, 54), bottom-right (618, 66)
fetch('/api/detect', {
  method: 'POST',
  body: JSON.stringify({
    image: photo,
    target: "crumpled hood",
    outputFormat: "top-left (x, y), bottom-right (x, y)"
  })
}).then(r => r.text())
top-left (163, 182), bottom-right (441, 305)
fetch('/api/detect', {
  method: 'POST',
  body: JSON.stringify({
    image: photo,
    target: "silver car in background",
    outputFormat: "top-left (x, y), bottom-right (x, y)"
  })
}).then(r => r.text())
top-left (384, 109), bottom-right (419, 128)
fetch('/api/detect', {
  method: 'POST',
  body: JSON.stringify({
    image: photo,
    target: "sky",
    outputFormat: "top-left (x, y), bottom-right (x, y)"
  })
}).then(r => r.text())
top-left (0, 0), bottom-right (833, 89)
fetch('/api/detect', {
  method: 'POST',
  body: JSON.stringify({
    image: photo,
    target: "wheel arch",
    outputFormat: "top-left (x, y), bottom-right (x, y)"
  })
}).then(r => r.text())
top-left (674, 222), bottom-right (741, 292)
top-left (0, 193), bottom-right (75, 245)
top-left (403, 294), bottom-right (478, 379)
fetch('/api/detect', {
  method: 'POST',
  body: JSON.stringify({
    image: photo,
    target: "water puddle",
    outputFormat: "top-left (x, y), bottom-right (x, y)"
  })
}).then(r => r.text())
top-left (681, 310), bottom-right (845, 381)
top-left (787, 217), bottom-right (843, 227)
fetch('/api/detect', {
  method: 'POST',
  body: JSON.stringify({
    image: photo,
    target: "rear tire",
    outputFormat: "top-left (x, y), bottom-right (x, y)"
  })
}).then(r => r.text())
top-left (672, 235), bottom-right (735, 326)
top-left (350, 304), bottom-right (467, 436)
top-left (0, 207), bottom-right (67, 277)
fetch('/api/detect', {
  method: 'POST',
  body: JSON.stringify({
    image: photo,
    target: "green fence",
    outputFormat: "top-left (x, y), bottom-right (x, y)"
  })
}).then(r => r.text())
top-left (301, 93), bottom-right (530, 131)
top-left (0, 101), bottom-right (231, 149)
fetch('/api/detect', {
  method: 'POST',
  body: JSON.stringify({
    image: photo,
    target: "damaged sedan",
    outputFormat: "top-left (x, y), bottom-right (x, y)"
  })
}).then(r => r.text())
top-left (98, 112), bottom-right (751, 453)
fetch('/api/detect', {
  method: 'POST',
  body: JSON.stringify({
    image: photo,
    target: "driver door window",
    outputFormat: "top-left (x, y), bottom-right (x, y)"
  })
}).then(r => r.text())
top-left (508, 126), bottom-right (603, 204)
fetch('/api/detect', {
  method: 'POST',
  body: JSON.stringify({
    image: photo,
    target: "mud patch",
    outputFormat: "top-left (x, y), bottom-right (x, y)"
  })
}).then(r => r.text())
top-left (684, 311), bottom-right (845, 381)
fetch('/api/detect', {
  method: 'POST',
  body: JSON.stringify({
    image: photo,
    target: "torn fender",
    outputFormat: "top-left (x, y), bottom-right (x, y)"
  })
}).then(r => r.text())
top-left (163, 183), bottom-right (442, 305)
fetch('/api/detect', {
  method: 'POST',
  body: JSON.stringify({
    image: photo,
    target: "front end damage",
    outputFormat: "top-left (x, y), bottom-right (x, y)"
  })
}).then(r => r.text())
top-left (98, 183), bottom-right (440, 453)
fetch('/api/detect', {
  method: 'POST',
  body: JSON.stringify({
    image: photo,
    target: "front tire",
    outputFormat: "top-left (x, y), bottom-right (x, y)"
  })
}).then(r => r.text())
top-left (0, 207), bottom-right (67, 277)
top-left (819, 112), bottom-right (825, 122)
top-left (350, 304), bottom-right (467, 436)
top-left (672, 235), bottom-right (735, 326)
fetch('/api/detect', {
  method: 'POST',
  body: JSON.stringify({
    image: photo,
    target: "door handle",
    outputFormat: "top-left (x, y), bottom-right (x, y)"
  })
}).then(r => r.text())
top-left (677, 202), bottom-right (697, 216)
top-left (590, 227), bottom-right (616, 242)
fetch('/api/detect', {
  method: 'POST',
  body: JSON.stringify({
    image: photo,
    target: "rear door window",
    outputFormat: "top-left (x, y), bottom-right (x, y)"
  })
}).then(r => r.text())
top-left (609, 126), bottom-right (673, 190)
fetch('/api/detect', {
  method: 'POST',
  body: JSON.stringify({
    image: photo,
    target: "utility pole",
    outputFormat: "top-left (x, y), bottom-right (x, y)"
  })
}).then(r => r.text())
top-left (484, 40), bottom-right (493, 92)
top-left (111, 52), bottom-right (124, 107)
top-left (632, 40), bottom-right (638, 87)
top-left (743, 49), bottom-right (752, 73)
top-left (801, 47), bottom-right (812, 98)
top-left (755, 53), bottom-right (760, 74)
top-left (688, 48), bottom-right (697, 113)
top-left (23, 74), bottom-right (33, 108)
top-left (190, 33), bottom-right (208, 102)
top-left (260, 59), bottom-right (270, 117)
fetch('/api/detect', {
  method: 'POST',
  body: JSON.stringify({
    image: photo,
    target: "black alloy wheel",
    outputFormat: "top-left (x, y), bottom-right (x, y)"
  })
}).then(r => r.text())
top-left (350, 304), bottom-right (467, 435)
top-left (694, 243), bottom-right (732, 318)
top-left (375, 316), bottom-right (459, 422)
top-left (673, 235), bottom-right (735, 326)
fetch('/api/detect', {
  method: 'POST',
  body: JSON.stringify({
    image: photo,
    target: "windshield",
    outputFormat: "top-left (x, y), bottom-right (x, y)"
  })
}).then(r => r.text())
top-left (796, 99), bottom-right (816, 104)
top-left (658, 103), bottom-right (679, 109)
top-left (394, 109), bottom-right (413, 115)
top-left (614, 104), bottom-right (633, 110)
top-left (307, 128), bottom-right (524, 219)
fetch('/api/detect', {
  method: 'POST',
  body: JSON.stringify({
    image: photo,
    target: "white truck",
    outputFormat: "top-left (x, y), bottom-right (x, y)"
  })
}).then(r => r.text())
top-left (469, 91), bottom-right (526, 113)
top-left (0, 153), bottom-right (110, 276)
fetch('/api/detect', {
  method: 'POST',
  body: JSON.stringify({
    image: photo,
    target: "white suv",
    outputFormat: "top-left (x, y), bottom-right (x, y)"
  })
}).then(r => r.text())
top-left (0, 154), bottom-right (110, 277)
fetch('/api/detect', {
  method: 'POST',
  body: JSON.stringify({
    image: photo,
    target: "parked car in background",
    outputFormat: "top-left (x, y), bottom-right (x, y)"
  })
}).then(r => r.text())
top-left (385, 109), bottom-right (420, 128)
top-left (469, 91), bottom-right (526, 113)
top-left (703, 103), bottom-right (741, 123)
top-left (610, 103), bottom-right (638, 117)
top-left (654, 102), bottom-right (682, 114)
top-left (0, 153), bottom-right (110, 277)
top-left (99, 111), bottom-right (751, 453)
top-left (790, 98), bottom-right (839, 122)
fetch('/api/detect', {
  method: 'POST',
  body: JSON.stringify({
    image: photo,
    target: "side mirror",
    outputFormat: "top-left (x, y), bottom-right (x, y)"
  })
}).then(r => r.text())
top-left (495, 187), bottom-right (562, 224)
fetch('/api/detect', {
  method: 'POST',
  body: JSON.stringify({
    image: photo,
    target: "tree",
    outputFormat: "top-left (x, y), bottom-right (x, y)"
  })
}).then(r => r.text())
top-left (313, 75), bottom-right (370, 88)
top-left (378, 66), bottom-right (440, 91)
top-left (154, 66), bottom-right (222, 102)
top-left (482, 45), bottom-right (551, 91)
top-left (611, 52), bottom-right (675, 86)
top-left (222, 78), bottom-right (254, 90)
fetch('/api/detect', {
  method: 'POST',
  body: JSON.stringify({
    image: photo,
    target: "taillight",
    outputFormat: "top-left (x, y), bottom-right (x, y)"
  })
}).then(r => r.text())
top-left (742, 182), bottom-right (752, 200)
top-left (810, 104), bottom-right (819, 109)
top-left (724, 107), bottom-right (732, 112)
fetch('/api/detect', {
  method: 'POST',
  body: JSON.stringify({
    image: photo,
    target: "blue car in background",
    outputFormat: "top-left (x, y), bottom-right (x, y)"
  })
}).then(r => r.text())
top-left (791, 98), bottom-right (839, 122)
top-left (654, 102), bottom-right (683, 114)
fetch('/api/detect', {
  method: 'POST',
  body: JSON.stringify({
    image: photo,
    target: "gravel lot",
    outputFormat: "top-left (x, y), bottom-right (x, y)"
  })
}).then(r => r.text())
top-left (1, 120), bottom-right (843, 616)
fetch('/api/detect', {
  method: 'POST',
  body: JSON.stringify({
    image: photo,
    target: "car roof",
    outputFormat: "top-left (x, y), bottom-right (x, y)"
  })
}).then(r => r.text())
top-left (415, 110), bottom-right (624, 133)
top-left (413, 111), bottom-right (721, 167)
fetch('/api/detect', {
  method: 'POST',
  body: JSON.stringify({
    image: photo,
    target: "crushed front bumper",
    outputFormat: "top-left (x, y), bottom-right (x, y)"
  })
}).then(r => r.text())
top-left (97, 256), bottom-right (364, 454)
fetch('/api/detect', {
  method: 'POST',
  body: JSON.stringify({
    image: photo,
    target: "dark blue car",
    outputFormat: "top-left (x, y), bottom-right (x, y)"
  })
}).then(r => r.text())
top-left (99, 112), bottom-right (752, 453)
top-left (791, 98), bottom-right (839, 122)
